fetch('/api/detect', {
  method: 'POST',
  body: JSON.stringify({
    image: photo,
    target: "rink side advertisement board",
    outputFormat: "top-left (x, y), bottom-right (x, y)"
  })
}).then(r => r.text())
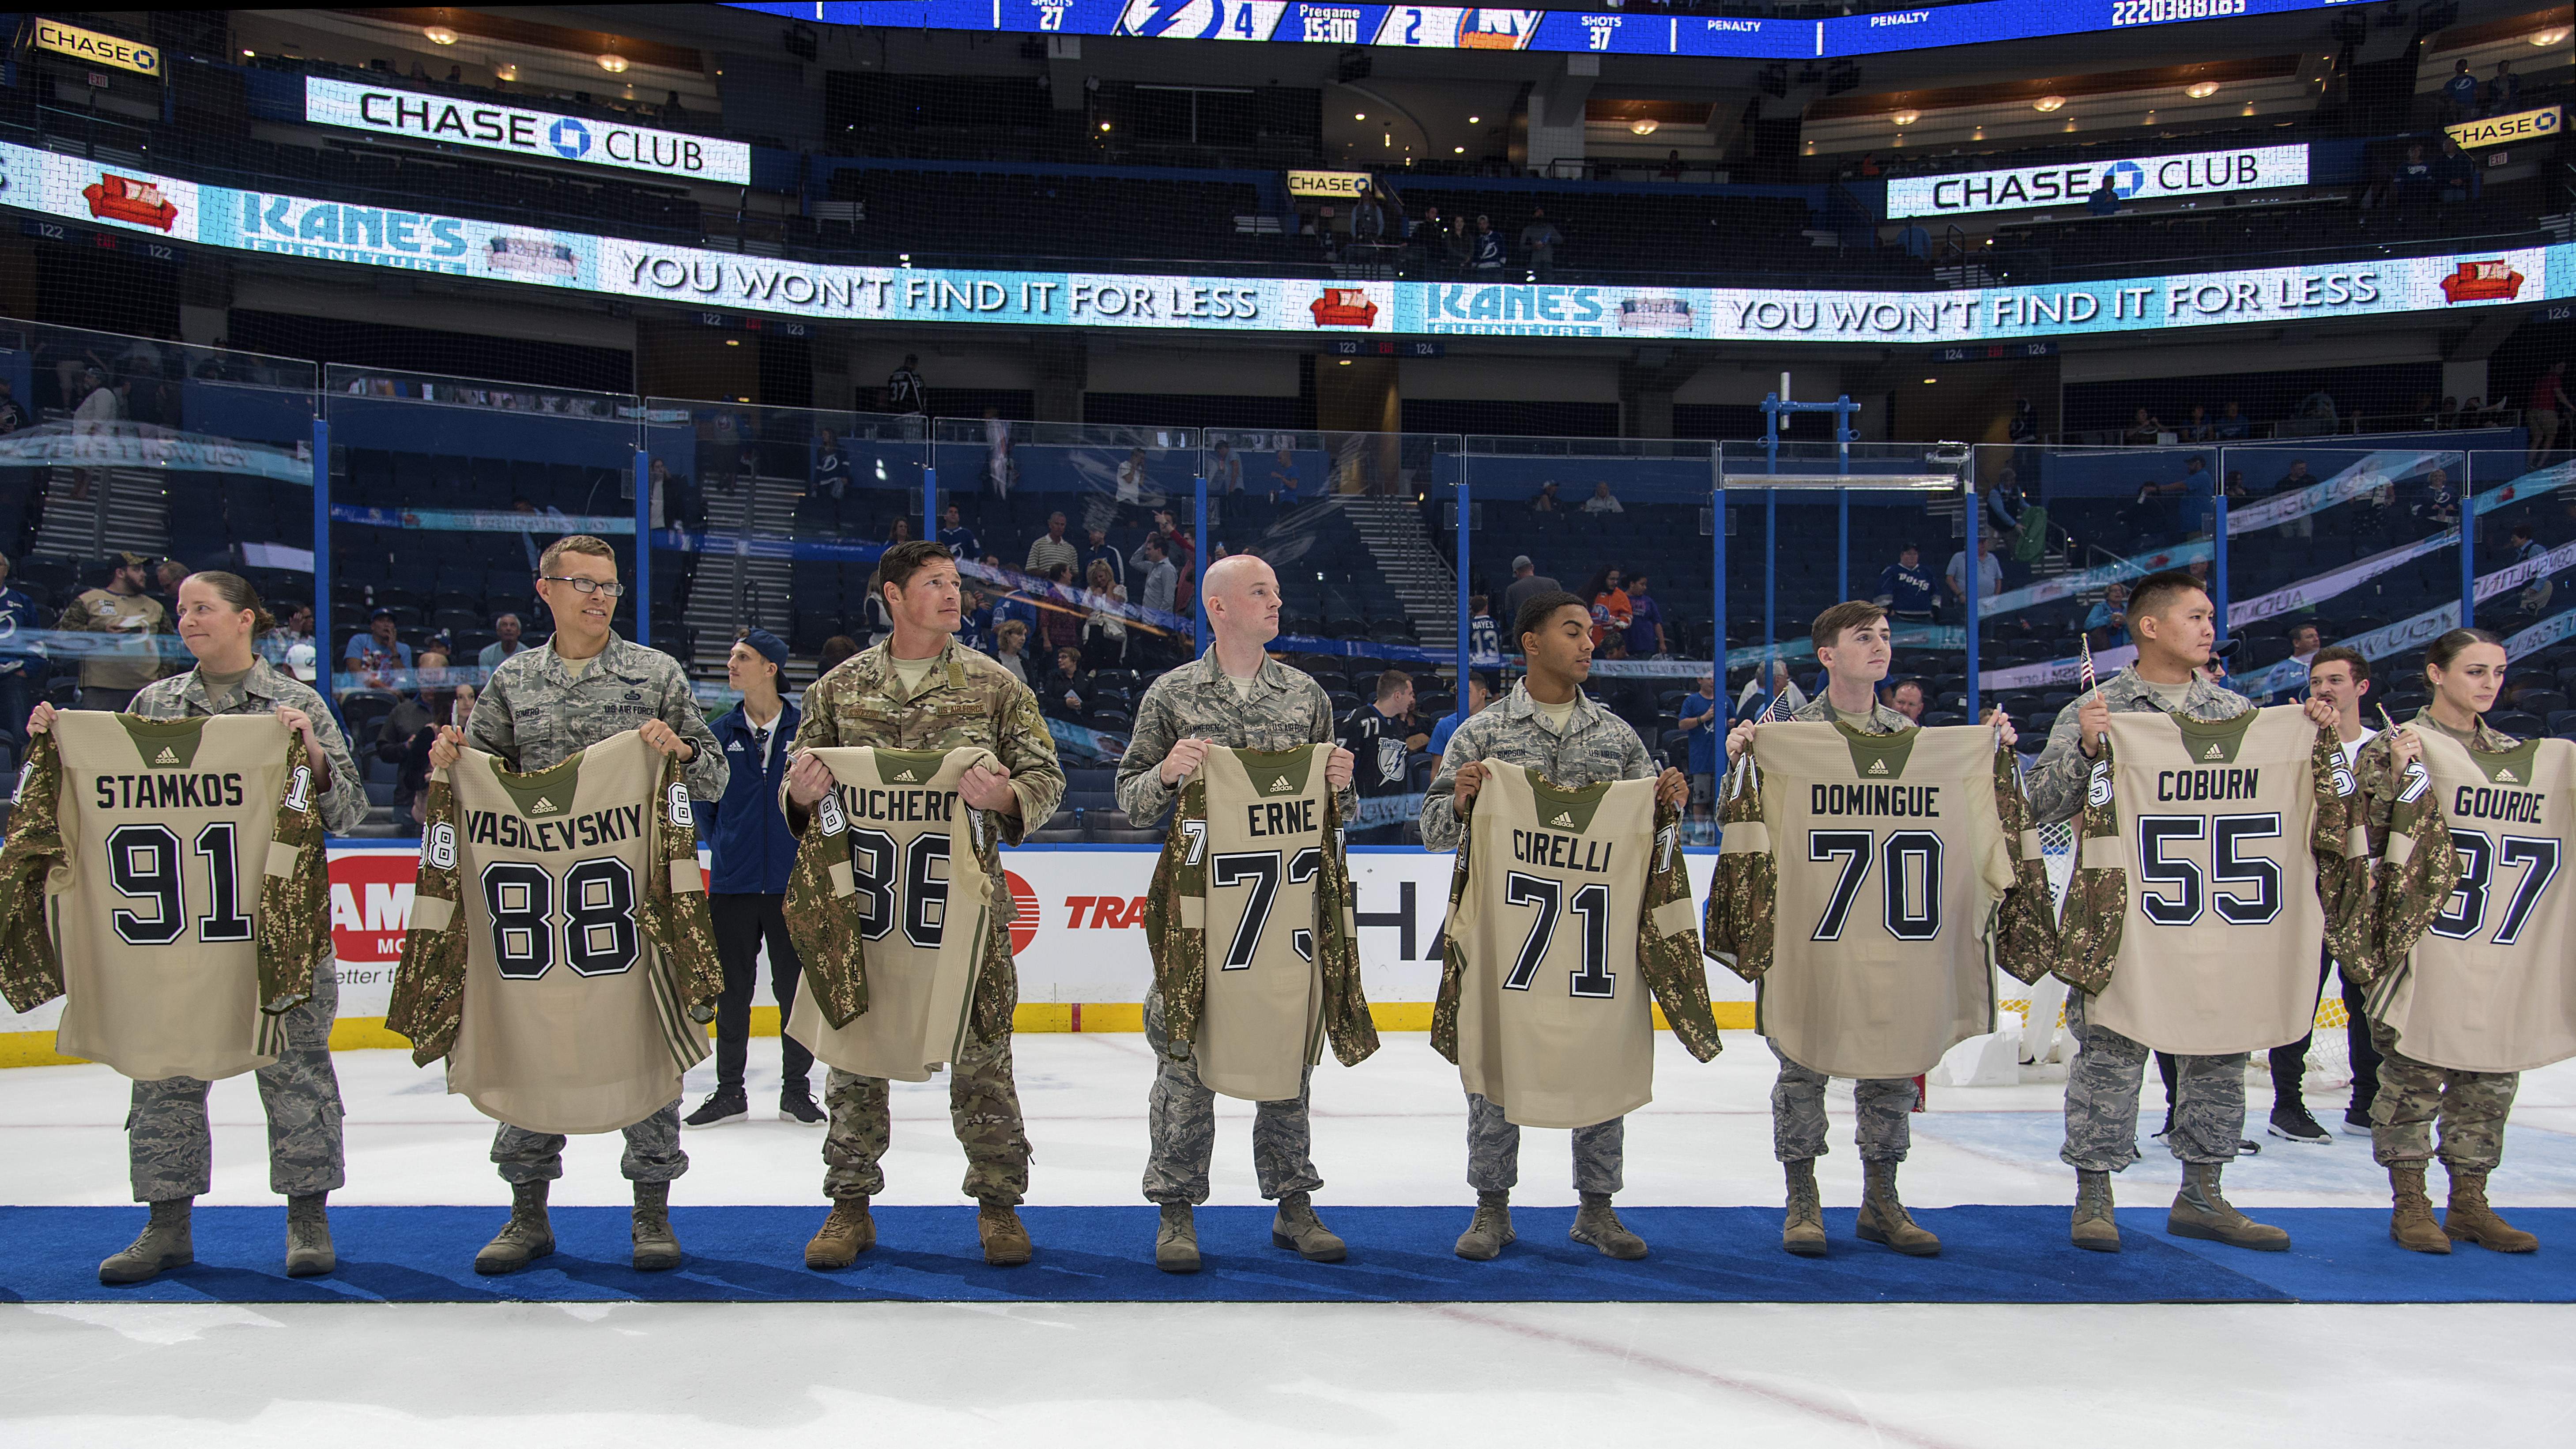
top-left (0, 845), bottom-right (1742, 1059)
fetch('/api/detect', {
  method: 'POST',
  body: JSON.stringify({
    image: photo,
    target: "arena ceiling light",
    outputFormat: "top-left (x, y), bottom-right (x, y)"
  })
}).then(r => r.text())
top-left (423, 25), bottom-right (459, 46)
top-left (1891, 109), bottom-right (1919, 125)
top-left (495, 63), bottom-right (518, 80)
top-left (2032, 95), bottom-right (2066, 112)
top-left (2532, 27), bottom-right (2570, 45)
top-left (1629, 118), bottom-right (1658, 136)
top-left (2184, 81), bottom-right (2219, 99)
top-left (1467, 114), bottom-right (1480, 123)
top-left (597, 53), bottom-right (629, 73)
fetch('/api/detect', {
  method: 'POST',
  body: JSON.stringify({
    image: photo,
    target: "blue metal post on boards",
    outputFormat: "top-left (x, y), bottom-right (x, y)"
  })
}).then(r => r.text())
top-left (1454, 466), bottom-right (1471, 699)
top-left (2460, 453), bottom-right (2478, 630)
top-left (1962, 454), bottom-right (1981, 722)
top-left (1758, 379), bottom-right (1863, 689)
top-left (632, 448), bottom-right (652, 649)
top-left (2211, 491), bottom-right (2230, 658)
top-left (1194, 472), bottom-right (1210, 656)
top-left (311, 416), bottom-right (333, 723)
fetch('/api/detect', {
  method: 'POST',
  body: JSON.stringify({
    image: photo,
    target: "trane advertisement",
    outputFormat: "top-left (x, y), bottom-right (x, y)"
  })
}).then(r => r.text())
top-left (1886, 144), bottom-right (2309, 219)
top-left (3, 140), bottom-right (2567, 346)
top-left (303, 78), bottom-right (753, 186)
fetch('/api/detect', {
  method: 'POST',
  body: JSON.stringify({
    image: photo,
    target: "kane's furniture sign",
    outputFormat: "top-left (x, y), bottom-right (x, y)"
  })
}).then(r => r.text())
top-left (303, 78), bottom-right (753, 186)
top-left (1886, 145), bottom-right (2308, 219)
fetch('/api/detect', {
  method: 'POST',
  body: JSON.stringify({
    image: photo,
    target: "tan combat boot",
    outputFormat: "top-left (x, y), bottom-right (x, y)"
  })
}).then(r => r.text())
top-left (2070, 1170), bottom-right (2120, 1253)
top-left (977, 1204), bottom-right (1033, 1265)
top-left (2167, 1162), bottom-right (2290, 1251)
top-left (805, 1197), bottom-right (876, 1269)
top-left (1453, 1191), bottom-right (1514, 1261)
top-left (1855, 1160), bottom-right (1940, 1257)
top-left (2386, 1164), bottom-right (2450, 1253)
top-left (1569, 1192), bottom-right (1648, 1260)
top-left (99, 1198), bottom-right (195, 1286)
top-left (1781, 1160), bottom-right (1827, 1259)
top-left (284, 1193), bottom-right (336, 1278)
top-left (631, 1181), bottom-right (683, 1272)
top-left (1271, 1192), bottom-right (1346, 1262)
top-left (1154, 1204), bottom-right (1201, 1273)
top-left (474, 1181), bottom-right (555, 1275)
top-left (2444, 1168), bottom-right (2538, 1253)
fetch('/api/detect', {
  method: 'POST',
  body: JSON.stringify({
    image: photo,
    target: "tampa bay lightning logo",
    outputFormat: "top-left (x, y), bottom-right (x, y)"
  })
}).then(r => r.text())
top-left (2106, 160), bottom-right (2146, 197)
top-left (1118, 0), bottom-right (1227, 38)
top-left (547, 118), bottom-right (592, 160)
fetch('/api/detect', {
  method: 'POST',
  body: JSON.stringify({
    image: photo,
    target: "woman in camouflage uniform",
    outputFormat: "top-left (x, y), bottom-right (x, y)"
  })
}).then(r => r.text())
top-left (28, 571), bottom-right (367, 1285)
top-left (2352, 628), bottom-right (2539, 1255)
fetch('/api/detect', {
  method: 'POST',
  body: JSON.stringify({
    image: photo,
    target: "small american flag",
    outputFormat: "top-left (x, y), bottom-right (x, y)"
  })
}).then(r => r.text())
top-left (2078, 635), bottom-right (2097, 694)
top-left (1764, 668), bottom-right (1798, 721)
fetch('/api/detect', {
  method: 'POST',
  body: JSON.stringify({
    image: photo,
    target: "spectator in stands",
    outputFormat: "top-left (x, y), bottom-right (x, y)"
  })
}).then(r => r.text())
top-left (1350, 188), bottom-right (1387, 246)
top-left (2529, 360), bottom-right (2567, 466)
top-left (2486, 58), bottom-right (2519, 115)
top-left (1885, 677), bottom-right (1926, 723)
top-left (939, 502), bottom-right (980, 561)
top-left (958, 588), bottom-right (993, 654)
top-left (1408, 205), bottom-right (1445, 275)
top-left (990, 619), bottom-right (1030, 685)
top-left (1734, 660), bottom-right (1805, 723)
top-left (886, 517), bottom-right (916, 547)
top-left (2081, 582), bottom-right (2131, 648)
top-left (2181, 405), bottom-right (2214, 442)
top-left (1116, 448), bottom-right (1148, 506)
top-left (68, 367), bottom-right (124, 502)
top-left (1207, 440), bottom-right (1244, 494)
top-left (2007, 397), bottom-right (2040, 464)
top-left (1342, 669), bottom-right (1429, 843)
top-left (2511, 524), bottom-right (2553, 616)
top-left (2214, 400), bottom-right (2250, 440)
top-left (2297, 388), bottom-right (2339, 427)
top-left (2166, 454), bottom-right (2216, 536)
top-left (1878, 543), bottom-right (1939, 623)
top-left (2086, 178), bottom-right (2121, 217)
top-left (983, 408), bottom-right (1015, 497)
top-left (1445, 214), bottom-right (1474, 274)
top-left (1128, 535), bottom-right (1179, 618)
top-left (0, 378), bottom-right (25, 435)
top-left (1040, 563), bottom-right (1084, 657)
top-left (886, 355), bottom-right (928, 416)
top-left (1519, 208), bottom-right (1563, 280)
top-left (1040, 645), bottom-right (1092, 723)
top-left (1471, 216), bottom-right (1505, 273)
top-left (2392, 143), bottom-right (2436, 208)
top-left (1988, 470), bottom-right (2027, 550)
top-left (1588, 635), bottom-right (1657, 737)
top-left (1467, 593), bottom-right (1501, 662)
top-left (856, 568), bottom-right (894, 648)
top-left (2123, 407), bottom-right (2166, 445)
top-left (1659, 149), bottom-right (1686, 179)
top-left (400, 682), bottom-right (474, 825)
top-left (1080, 560), bottom-right (1129, 667)
top-left (1894, 221), bottom-right (1931, 260)
top-left (2436, 137), bottom-right (2477, 203)
top-left (256, 600), bottom-right (314, 671)
top-left (815, 634), bottom-right (861, 678)
top-left (478, 613), bottom-right (530, 672)
top-left (1153, 510), bottom-right (1196, 597)
top-left (1026, 511), bottom-right (1079, 579)
top-left (1080, 525), bottom-right (1121, 588)
top-left (2415, 468), bottom-right (2461, 528)
top-left (1677, 668), bottom-right (1720, 812)
top-left (1582, 566), bottom-right (1632, 649)
top-left (1267, 448), bottom-right (1301, 504)
top-left (1529, 480), bottom-right (1564, 513)
top-left (1623, 574), bottom-right (1666, 657)
top-left (1581, 480), bottom-right (1624, 514)
top-left (1945, 535), bottom-right (2000, 611)
top-left (373, 649), bottom-right (448, 767)
top-left (1428, 671), bottom-right (1495, 759)
top-left (2441, 58), bottom-right (2479, 121)
top-left (811, 429), bottom-right (849, 500)
top-left (1501, 555), bottom-right (1560, 628)
top-left (344, 608), bottom-right (412, 695)
top-left (510, 496), bottom-right (570, 572)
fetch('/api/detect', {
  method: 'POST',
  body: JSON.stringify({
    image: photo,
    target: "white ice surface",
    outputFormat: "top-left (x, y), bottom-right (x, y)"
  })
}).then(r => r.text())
top-left (7, 1035), bottom-right (2576, 1445)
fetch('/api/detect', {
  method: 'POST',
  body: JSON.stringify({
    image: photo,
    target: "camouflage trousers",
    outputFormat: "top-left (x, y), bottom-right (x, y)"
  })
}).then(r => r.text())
top-left (1141, 988), bottom-right (1321, 1206)
top-left (128, 969), bottom-right (345, 1202)
top-left (1769, 1039), bottom-right (1915, 1163)
top-left (1466, 1093), bottom-right (1622, 1196)
top-left (822, 1029), bottom-right (1030, 1205)
top-left (494, 1102), bottom-right (685, 1185)
top-left (2367, 1019), bottom-right (2519, 1172)
top-left (2060, 990), bottom-right (2246, 1170)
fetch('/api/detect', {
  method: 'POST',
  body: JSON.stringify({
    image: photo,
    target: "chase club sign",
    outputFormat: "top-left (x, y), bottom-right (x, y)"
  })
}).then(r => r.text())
top-left (1886, 144), bottom-right (2308, 219)
top-left (303, 77), bottom-right (752, 186)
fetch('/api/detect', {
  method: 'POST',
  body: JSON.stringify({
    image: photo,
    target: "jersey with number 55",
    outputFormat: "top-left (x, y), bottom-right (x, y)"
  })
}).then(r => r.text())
top-left (389, 730), bottom-right (722, 1135)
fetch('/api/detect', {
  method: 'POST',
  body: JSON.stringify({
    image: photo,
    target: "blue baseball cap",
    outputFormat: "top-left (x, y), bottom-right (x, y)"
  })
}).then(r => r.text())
top-left (740, 628), bottom-right (788, 666)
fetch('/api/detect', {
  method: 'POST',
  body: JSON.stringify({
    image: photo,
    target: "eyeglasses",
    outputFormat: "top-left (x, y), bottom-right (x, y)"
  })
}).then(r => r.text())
top-left (539, 575), bottom-right (627, 598)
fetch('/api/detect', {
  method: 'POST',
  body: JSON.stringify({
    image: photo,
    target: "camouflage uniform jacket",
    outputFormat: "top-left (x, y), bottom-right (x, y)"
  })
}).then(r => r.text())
top-left (788, 637), bottom-right (1065, 1043)
top-left (2024, 665), bottom-right (2248, 826)
top-left (130, 659), bottom-right (369, 834)
top-left (0, 721), bottom-right (329, 1015)
top-left (2345, 709), bottom-right (2494, 988)
top-left (386, 746), bottom-right (722, 1066)
top-left (1417, 682), bottom-right (1654, 853)
top-left (1787, 696), bottom-right (1914, 734)
top-left (1139, 754), bottom-right (1378, 1064)
top-left (1114, 645), bottom-right (1356, 827)
top-left (1706, 719), bottom-right (2058, 987)
top-left (466, 632), bottom-right (728, 803)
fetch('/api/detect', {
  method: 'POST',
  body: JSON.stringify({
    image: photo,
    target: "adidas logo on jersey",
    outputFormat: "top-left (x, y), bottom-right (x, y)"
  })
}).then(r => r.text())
top-left (1550, 811), bottom-right (1575, 827)
top-left (1867, 759), bottom-right (1889, 775)
top-left (152, 747), bottom-right (178, 765)
top-left (2203, 743), bottom-right (2224, 760)
top-left (2497, 767), bottom-right (2519, 783)
top-left (893, 769), bottom-right (918, 782)
top-left (1269, 775), bottom-right (1294, 793)
top-left (527, 796), bottom-right (560, 814)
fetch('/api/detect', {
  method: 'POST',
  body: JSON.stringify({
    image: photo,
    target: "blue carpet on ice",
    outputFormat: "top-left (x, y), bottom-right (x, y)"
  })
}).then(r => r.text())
top-left (4, 1205), bottom-right (2572, 1304)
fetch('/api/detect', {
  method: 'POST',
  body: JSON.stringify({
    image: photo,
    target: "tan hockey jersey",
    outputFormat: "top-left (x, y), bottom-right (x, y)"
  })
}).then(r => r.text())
top-left (1711, 721), bottom-right (2044, 1079)
top-left (2369, 732), bottom-right (2576, 1072)
top-left (1440, 766), bottom-right (1714, 1129)
top-left (0, 713), bottom-right (323, 1081)
top-left (1139, 744), bottom-right (1375, 1102)
top-left (782, 746), bottom-right (1001, 1082)
top-left (2069, 706), bottom-right (2368, 1055)
top-left (389, 732), bottom-right (722, 1135)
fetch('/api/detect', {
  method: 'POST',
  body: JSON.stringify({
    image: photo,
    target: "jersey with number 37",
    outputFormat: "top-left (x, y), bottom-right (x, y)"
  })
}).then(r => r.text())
top-left (389, 731), bottom-right (723, 1134)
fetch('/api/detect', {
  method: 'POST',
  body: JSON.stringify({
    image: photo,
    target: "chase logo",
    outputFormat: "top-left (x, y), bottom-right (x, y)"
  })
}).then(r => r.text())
top-left (547, 118), bottom-right (592, 160)
top-left (1117, 0), bottom-right (1229, 38)
top-left (2107, 160), bottom-right (2146, 198)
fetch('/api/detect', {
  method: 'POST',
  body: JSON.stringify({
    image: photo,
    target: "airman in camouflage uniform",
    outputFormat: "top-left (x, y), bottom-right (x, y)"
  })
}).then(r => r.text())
top-left (1116, 641), bottom-right (1359, 1271)
top-left (1421, 627), bottom-right (1699, 1259)
top-left (788, 623), bottom-right (1064, 1266)
top-left (2353, 706), bottom-right (2536, 1253)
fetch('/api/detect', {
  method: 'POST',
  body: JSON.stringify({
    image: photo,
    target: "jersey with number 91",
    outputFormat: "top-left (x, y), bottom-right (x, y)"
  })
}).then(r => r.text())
top-left (2370, 730), bottom-right (2576, 1072)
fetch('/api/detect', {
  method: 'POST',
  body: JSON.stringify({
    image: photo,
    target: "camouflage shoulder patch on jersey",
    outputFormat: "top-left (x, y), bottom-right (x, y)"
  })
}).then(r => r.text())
top-left (1313, 785), bottom-right (1379, 1067)
top-left (256, 741), bottom-right (333, 1014)
top-left (2053, 741), bottom-right (2127, 995)
top-left (2363, 747), bottom-right (2462, 990)
top-left (1431, 844), bottom-right (1472, 1065)
top-left (643, 752), bottom-right (723, 1025)
top-left (1139, 772), bottom-right (1211, 1050)
top-left (1990, 736), bottom-right (2060, 986)
top-left (0, 735), bottom-right (67, 1013)
top-left (1642, 796), bottom-right (1723, 1063)
top-left (2305, 721), bottom-right (2377, 985)
top-left (1702, 755), bottom-right (1775, 983)
top-left (784, 765), bottom-right (872, 1030)
top-left (387, 774), bottom-right (468, 1065)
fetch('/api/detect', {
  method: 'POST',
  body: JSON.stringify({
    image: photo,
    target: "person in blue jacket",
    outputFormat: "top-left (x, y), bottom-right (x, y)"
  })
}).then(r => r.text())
top-left (685, 629), bottom-right (820, 1128)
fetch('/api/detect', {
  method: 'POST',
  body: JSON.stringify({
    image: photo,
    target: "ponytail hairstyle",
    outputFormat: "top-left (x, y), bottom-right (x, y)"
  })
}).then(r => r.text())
top-left (187, 570), bottom-right (276, 636)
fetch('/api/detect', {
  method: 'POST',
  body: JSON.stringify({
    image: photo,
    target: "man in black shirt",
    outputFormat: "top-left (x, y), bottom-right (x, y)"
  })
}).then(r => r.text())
top-left (886, 355), bottom-right (928, 416)
top-left (1339, 669), bottom-right (1427, 843)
